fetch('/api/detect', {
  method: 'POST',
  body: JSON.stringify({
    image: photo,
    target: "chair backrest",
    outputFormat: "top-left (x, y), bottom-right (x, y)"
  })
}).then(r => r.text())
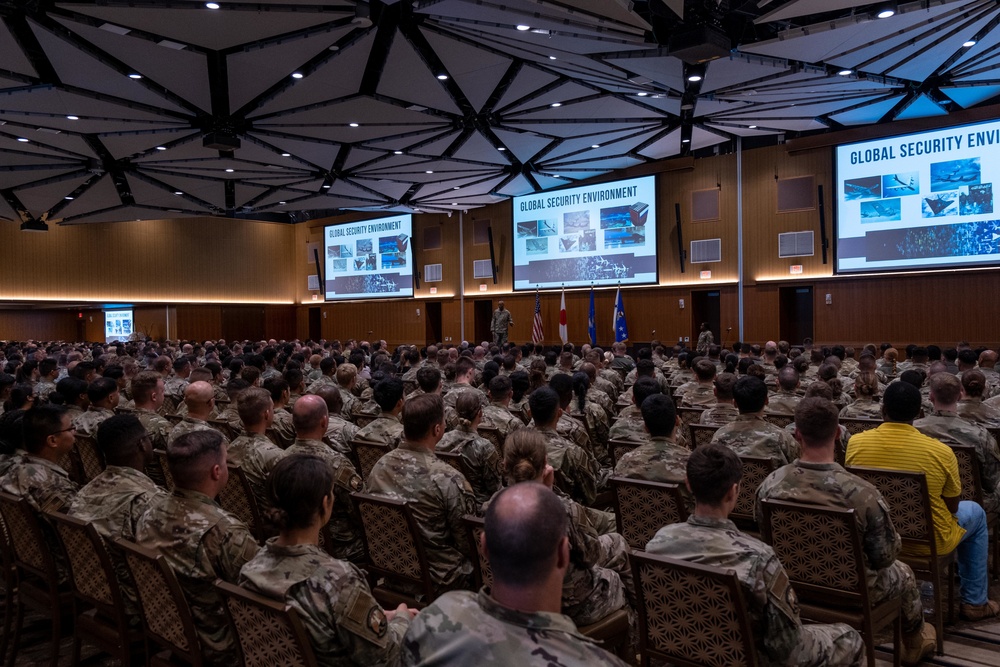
top-left (688, 423), bottom-right (720, 450)
top-left (728, 456), bottom-right (775, 526)
top-left (154, 449), bottom-right (176, 491)
top-left (47, 510), bottom-right (120, 611)
top-left (508, 405), bottom-right (531, 425)
top-left (948, 444), bottom-right (983, 504)
top-left (610, 477), bottom-right (688, 550)
top-left (988, 427), bottom-right (1000, 455)
top-left (477, 425), bottom-right (504, 457)
top-left (353, 414), bottom-right (375, 429)
top-left (839, 417), bottom-right (883, 436)
top-left (845, 466), bottom-right (937, 557)
top-left (758, 499), bottom-right (869, 608)
top-left (115, 537), bottom-right (202, 666)
top-left (434, 450), bottom-right (467, 478)
top-left (164, 413), bottom-right (183, 426)
top-left (350, 438), bottom-right (390, 481)
top-left (462, 515), bottom-right (492, 590)
top-left (209, 419), bottom-right (237, 441)
top-left (351, 492), bottom-right (434, 599)
top-left (216, 580), bottom-right (319, 667)
top-left (73, 433), bottom-right (106, 484)
top-left (677, 407), bottom-right (705, 429)
top-left (630, 550), bottom-right (759, 667)
top-left (762, 413), bottom-right (794, 429)
top-left (217, 465), bottom-right (263, 541)
top-left (609, 438), bottom-right (640, 468)
top-left (0, 490), bottom-right (57, 582)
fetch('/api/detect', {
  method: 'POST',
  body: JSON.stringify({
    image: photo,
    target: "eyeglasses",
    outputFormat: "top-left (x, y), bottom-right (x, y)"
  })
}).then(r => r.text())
top-left (50, 426), bottom-right (77, 435)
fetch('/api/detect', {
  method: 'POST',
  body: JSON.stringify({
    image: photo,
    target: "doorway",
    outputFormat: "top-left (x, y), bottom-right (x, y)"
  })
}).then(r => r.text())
top-left (308, 307), bottom-right (322, 342)
top-left (778, 286), bottom-right (814, 345)
top-left (474, 300), bottom-right (493, 345)
top-left (425, 302), bottom-right (442, 345)
top-left (690, 290), bottom-right (721, 349)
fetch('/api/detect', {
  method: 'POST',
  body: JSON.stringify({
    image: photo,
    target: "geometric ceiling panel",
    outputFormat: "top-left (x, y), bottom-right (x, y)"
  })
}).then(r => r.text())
top-left (16, 173), bottom-right (92, 218)
top-left (53, 174), bottom-right (127, 220)
top-left (0, 196), bottom-right (17, 221)
top-left (940, 85), bottom-right (1000, 109)
top-left (376, 31), bottom-right (462, 115)
top-left (895, 93), bottom-right (949, 120)
top-left (104, 130), bottom-right (201, 161)
top-left (421, 28), bottom-right (512, 113)
top-left (603, 55), bottom-right (684, 92)
top-left (452, 132), bottom-right (510, 166)
top-left (492, 129), bottom-right (553, 163)
top-left (827, 95), bottom-right (904, 125)
top-left (0, 19), bottom-right (37, 77)
top-left (757, 0), bottom-right (879, 23)
top-left (62, 205), bottom-right (199, 225)
top-left (495, 65), bottom-right (561, 111)
top-left (245, 133), bottom-right (341, 171)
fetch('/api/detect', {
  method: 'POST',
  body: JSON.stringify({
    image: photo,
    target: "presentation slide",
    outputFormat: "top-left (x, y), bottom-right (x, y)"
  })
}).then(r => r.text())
top-left (104, 309), bottom-right (133, 343)
top-left (323, 214), bottom-right (413, 300)
top-left (512, 175), bottom-right (658, 290)
top-left (836, 118), bottom-right (1000, 274)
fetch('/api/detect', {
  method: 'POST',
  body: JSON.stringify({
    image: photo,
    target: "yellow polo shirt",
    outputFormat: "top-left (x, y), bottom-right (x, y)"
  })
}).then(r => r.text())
top-left (846, 422), bottom-right (964, 556)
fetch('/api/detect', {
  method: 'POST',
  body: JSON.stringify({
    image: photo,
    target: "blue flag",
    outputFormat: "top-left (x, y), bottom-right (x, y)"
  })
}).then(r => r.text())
top-left (613, 287), bottom-right (629, 343)
top-left (588, 287), bottom-right (596, 347)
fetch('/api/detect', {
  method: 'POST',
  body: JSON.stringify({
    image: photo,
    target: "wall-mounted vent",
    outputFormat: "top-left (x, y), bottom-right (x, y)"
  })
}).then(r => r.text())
top-left (691, 238), bottom-right (722, 263)
top-left (307, 274), bottom-right (320, 290)
top-left (424, 263), bottom-right (443, 282)
top-left (778, 231), bottom-right (814, 258)
top-left (473, 259), bottom-right (494, 279)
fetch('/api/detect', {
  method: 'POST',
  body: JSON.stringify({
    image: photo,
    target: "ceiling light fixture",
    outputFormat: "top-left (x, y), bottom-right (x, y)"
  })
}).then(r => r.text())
top-left (963, 40), bottom-right (977, 47)
top-left (291, 72), bottom-right (304, 79)
top-left (64, 196), bottom-right (74, 200)
top-left (516, 24), bottom-right (531, 31)
top-left (225, 168), bottom-right (234, 173)
top-left (394, 150), bottom-right (403, 155)
top-left (349, 122), bottom-right (359, 127)
top-left (205, 2), bottom-right (220, 8)
top-left (874, 2), bottom-right (896, 19)
top-left (687, 74), bottom-right (702, 82)
top-left (454, 186), bottom-right (460, 190)
top-left (550, 102), bottom-right (561, 107)
top-left (838, 69), bottom-right (853, 76)
top-left (17, 137), bottom-right (29, 142)
top-left (877, 9), bottom-right (894, 18)
top-left (156, 146), bottom-right (167, 151)
top-left (497, 147), bottom-right (506, 151)
top-left (637, 92), bottom-right (648, 97)
top-left (322, 184), bottom-right (331, 188)
top-left (549, 55), bottom-right (557, 60)
top-left (591, 144), bottom-right (600, 148)
top-left (281, 153), bottom-right (291, 157)
top-left (66, 115), bottom-right (79, 120)
top-left (748, 125), bottom-right (757, 129)
top-left (278, 201), bottom-right (286, 205)
top-left (682, 138), bottom-right (691, 143)
top-left (436, 74), bottom-right (448, 80)
top-left (128, 73), bottom-right (142, 79)
top-left (425, 170), bottom-right (434, 174)
top-left (174, 191), bottom-right (183, 195)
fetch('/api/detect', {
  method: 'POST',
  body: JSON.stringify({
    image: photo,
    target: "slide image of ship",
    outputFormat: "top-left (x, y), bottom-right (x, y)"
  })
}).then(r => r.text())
top-left (882, 173), bottom-right (919, 197)
top-left (844, 176), bottom-right (881, 200)
top-left (332, 259), bottom-right (347, 272)
top-left (922, 191), bottom-right (959, 217)
top-left (538, 220), bottom-right (558, 236)
top-left (563, 210), bottom-right (590, 233)
top-left (604, 226), bottom-right (646, 248)
top-left (860, 198), bottom-right (901, 223)
top-left (357, 239), bottom-right (373, 254)
top-left (600, 205), bottom-right (631, 229)
top-left (960, 184), bottom-right (993, 215)
top-left (517, 221), bottom-right (539, 238)
top-left (526, 238), bottom-right (549, 255)
top-left (382, 252), bottom-right (406, 269)
top-left (559, 235), bottom-right (579, 253)
top-left (379, 234), bottom-right (409, 254)
top-left (630, 202), bottom-right (649, 226)
top-left (579, 230), bottom-right (596, 252)
top-left (931, 158), bottom-right (980, 192)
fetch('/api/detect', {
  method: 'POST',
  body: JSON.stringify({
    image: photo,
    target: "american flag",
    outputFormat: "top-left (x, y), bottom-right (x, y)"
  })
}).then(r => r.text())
top-left (532, 289), bottom-right (543, 344)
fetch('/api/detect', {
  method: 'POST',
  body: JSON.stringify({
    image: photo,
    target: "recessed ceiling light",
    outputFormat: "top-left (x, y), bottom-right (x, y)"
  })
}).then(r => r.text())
top-left (425, 170), bottom-right (434, 174)
top-left (748, 125), bottom-right (757, 129)
top-left (963, 40), bottom-right (977, 47)
top-left (128, 73), bottom-right (142, 79)
top-left (64, 196), bottom-right (74, 200)
top-left (454, 186), bottom-right (460, 190)
top-left (451, 202), bottom-right (457, 206)
top-left (291, 72), bottom-right (304, 79)
top-left (876, 9), bottom-right (895, 18)
top-left (553, 174), bottom-right (561, 178)
top-left (278, 201), bottom-right (286, 205)
top-left (516, 24), bottom-right (531, 31)
top-left (497, 146), bottom-right (506, 151)
top-left (687, 74), bottom-right (702, 82)
top-left (174, 191), bottom-right (183, 195)
top-left (637, 92), bottom-right (648, 97)
top-left (349, 122), bottom-right (359, 127)
top-left (394, 150), bottom-right (403, 155)
top-left (225, 168), bottom-right (234, 173)
top-left (16, 137), bottom-right (28, 142)
top-left (281, 153), bottom-right (291, 157)
top-left (838, 69), bottom-right (853, 76)
top-left (156, 146), bottom-right (167, 151)
top-left (591, 144), bottom-right (600, 148)
top-left (436, 74), bottom-right (448, 80)
top-left (549, 55), bottom-right (557, 60)
top-left (66, 115), bottom-right (79, 120)
top-left (322, 184), bottom-right (331, 188)
top-left (205, 2), bottom-right (220, 8)
top-left (550, 102), bottom-right (561, 107)
top-left (682, 138), bottom-right (691, 143)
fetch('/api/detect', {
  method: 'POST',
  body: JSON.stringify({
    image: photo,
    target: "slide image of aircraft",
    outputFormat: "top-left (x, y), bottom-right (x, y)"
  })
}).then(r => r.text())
top-left (517, 221), bottom-right (538, 238)
top-left (538, 220), bottom-right (558, 237)
top-left (931, 158), bottom-right (980, 192)
top-left (559, 235), bottom-right (579, 253)
top-left (882, 172), bottom-right (919, 196)
top-left (921, 192), bottom-right (959, 217)
top-left (526, 238), bottom-right (548, 255)
top-left (844, 176), bottom-right (881, 200)
top-left (860, 198), bottom-right (901, 223)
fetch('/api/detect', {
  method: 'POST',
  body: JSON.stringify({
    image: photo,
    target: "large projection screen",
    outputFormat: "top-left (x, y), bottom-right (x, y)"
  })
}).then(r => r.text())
top-left (104, 309), bottom-right (133, 343)
top-left (512, 175), bottom-right (658, 290)
top-left (323, 214), bottom-right (413, 300)
top-left (836, 118), bottom-right (1000, 274)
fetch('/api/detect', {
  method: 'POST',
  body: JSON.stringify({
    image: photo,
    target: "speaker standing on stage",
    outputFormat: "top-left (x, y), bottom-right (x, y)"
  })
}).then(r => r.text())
top-left (492, 301), bottom-right (514, 346)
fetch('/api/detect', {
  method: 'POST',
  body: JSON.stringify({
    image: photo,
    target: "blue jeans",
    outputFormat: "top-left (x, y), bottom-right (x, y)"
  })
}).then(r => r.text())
top-left (956, 500), bottom-right (989, 605)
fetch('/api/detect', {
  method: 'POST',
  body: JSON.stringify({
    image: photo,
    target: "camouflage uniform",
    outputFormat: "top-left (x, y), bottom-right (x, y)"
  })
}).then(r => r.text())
top-left (306, 374), bottom-right (336, 395)
top-left (135, 488), bottom-right (260, 666)
top-left (534, 427), bottom-right (600, 507)
top-left (35, 380), bottom-right (57, 403)
top-left (647, 515), bottom-right (864, 667)
top-left (593, 376), bottom-right (618, 402)
top-left (135, 407), bottom-right (172, 451)
top-left (599, 368), bottom-right (625, 395)
top-left (442, 383), bottom-right (488, 414)
top-left (270, 407), bottom-right (296, 449)
top-left (356, 413), bottom-right (405, 449)
top-left (214, 405), bottom-right (244, 439)
top-left (957, 397), bottom-right (1000, 428)
top-left (711, 414), bottom-right (800, 467)
top-left (839, 399), bottom-right (883, 420)
top-left (614, 436), bottom-right (693, 512)
top-left (916, 409), bottom-right (1000, 513)
top-left (570, 400), bottom-right (610, 466)
top-left (240, 540), bottom-right (408, 666)
top-left (587, 386), bottom-right (616, 418)
top-left (339, 386), bottom-right (360, 419)
top-left (401, 589), bottom-right (628, 667)
top-left (680, 383), bottom-right (717, 408)
top-left (480, 402), bottom-right (523, 445)
top-left (167, 416), bottom-right (229, 448)
top-left (435, 427), bottom-right (502, 506)
top-left (766, 391), bottom-right (800, 416)
top-left (700, 402), bottom-right (740, 426)
top-left (285, 438), bottom-right (365, 562)
top-left (68, 465), bottom-right (167, 619)
top-left (227, 432), bottom-right (286, 516)
top-left (325, 413), bottom-right (360, 456)
top-left (364, 442), bottom-right (477, 594)
top-left (553, 411), bottom-right (591, 453)
top-left (73, 405), bottom-right (115, 439)
top-left (757, 460), bottom-right (924, 634)
top-left (608, 406), bottom-right (650, 445)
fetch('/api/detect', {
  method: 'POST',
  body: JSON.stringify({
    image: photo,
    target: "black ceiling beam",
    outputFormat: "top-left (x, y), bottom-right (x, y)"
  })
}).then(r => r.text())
top-left (2, 10), bottom-right (60, 83)
top-left (358, 2), bottom-right (400, 96)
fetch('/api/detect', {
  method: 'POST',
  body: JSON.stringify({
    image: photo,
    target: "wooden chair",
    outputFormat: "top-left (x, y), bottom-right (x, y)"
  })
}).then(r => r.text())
top-left (115, 537), bottom-right (203, 667)
top-left (947, 444), bottom-right (1000, 580)
top-left (47, 510), bottom-right (143, 666)
top-left (677, 407), bottom-right (706, 431)
top-left (759, 499), bottom-right (903, 667)
top-left (762, 412), bottom-right (794, 429)
top-left (0, 511), bottom-right (17, 663)
top-left (217, 580), bottom-right (319, 667)
top-left (730, 456), bottom-right (775, 532)
top-left (353, 414), bottom-right (376, 429)
top-left (351, 492), bottom-right (435, 608)
top-left (403, 380), bottom-right (417, 396)
top-left (846, 466), bottom-right (955, 654)
top-left (0, 491), bottom-right (73, 667)
top-left (434, 450), bottom-right (468, 479)
top-left (508, 405), bottom-right (531, 425)
top-left (208, 419), bottom-right (237, 441)
top-left (688, 423), bottom-right (720, 450)
top-left (71, 433), bottom-right (106, 485)
top-left (477, 425), bottom-right (504, 457)
top-left (630, 550), bottom-right (759, 667)
top-left (463, 515), bottom-right (631, 660)
top-left (608, 438), bottom-right (640, 468)
top-left (153, 449), bottom-right (176, 491)
top-left (217, 464), bottom-right (264, 543)
top-left (839, 417), bottom-right (883, 437)
top-left (349, 438), bottom-right (390, 482)
top-left (609, 477), bottom-right (688, 551)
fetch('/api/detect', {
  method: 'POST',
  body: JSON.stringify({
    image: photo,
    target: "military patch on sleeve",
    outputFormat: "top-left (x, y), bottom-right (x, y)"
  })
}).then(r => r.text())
top-left (367, 605), bottom-right (388, 638)
top-left (349, 474), bottom-right (362, 491)
top-left (768, 568), bottom-right (800, 620)
top-left (340, 587), bottom-right (390, 648)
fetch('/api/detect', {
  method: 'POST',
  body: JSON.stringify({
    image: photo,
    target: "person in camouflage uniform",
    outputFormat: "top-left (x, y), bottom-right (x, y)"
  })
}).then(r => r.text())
top-left (608, 377), bottom-right (661, 446)
top-left (285, 395), bottom-right (365, 563)
top-left (72, 376), bottom-right (120, 438)
top-left (240, 454), bottom-right (414, 666)
top-left (305, 356), bottom-right (337, 394)
top-left (568, 372), bottom-right (611, 465)
top-left (214, 377), bottom-right (248, 439)
top-left (839, 371), bottom-right (884, 420)
top-left (130, 371), bottom-right (174, 486)
top-left (700, 372), bottom-right (740, 426)
top-left (711, 376), bottom-right (799, 467)
top-left (528, 387), bottom-right (600, 506)
top-left (958, 369), bottom-right (1000, 427)
top-left (679, 358), bottom-right (719, 408)
top-left (263, 377), bottom-right (296, 449)
top-left (766, 367), bottom-right (802, 416)
top-left (355, 377), bottom-right (406, 449)
top-left (545, 373), bottom-right (593, 454)
top-left (69, 414), bottom-right (167, 620)
top-left (757, 397), bottom-right (936, 664)
top-left (615, 394), bottom-right (694, 512)
top-left (313, 386), bottom-right (360, 456)
top-left (168, 381), bottom-right (230, 448)
top-left (134, 429), bottom-right (259, 666)
top-left (481, 375), bottom-right (524, 446)
top-left (402, 482), bottom-right (627, 667)
top-left (364, 393), bottom-right (477, 595)
top-left (648, 444), bottom-right (865, 667)
top-left (442, 358), bottom-right (488, 430)
top-left (226, 387), bottom-right (284, 520)
top-left (580, 362), bottom-right (616, 417)
top-left (436, 392), bottom-right (502, 507)
top-left (336, 363), bottom-right (361, 419)
top-left (162, 356), bottom-right (192, 414)
top-left (916, 373), bottom-right (1000, 513)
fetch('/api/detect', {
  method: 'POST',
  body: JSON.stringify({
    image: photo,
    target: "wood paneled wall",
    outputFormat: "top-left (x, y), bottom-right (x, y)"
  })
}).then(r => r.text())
top-left (0, 310), bottom-right (77, 341)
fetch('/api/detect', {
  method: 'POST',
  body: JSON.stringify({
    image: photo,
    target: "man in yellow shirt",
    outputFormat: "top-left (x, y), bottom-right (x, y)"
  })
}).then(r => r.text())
top-left (846, 381), bottom-right (998, 621)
